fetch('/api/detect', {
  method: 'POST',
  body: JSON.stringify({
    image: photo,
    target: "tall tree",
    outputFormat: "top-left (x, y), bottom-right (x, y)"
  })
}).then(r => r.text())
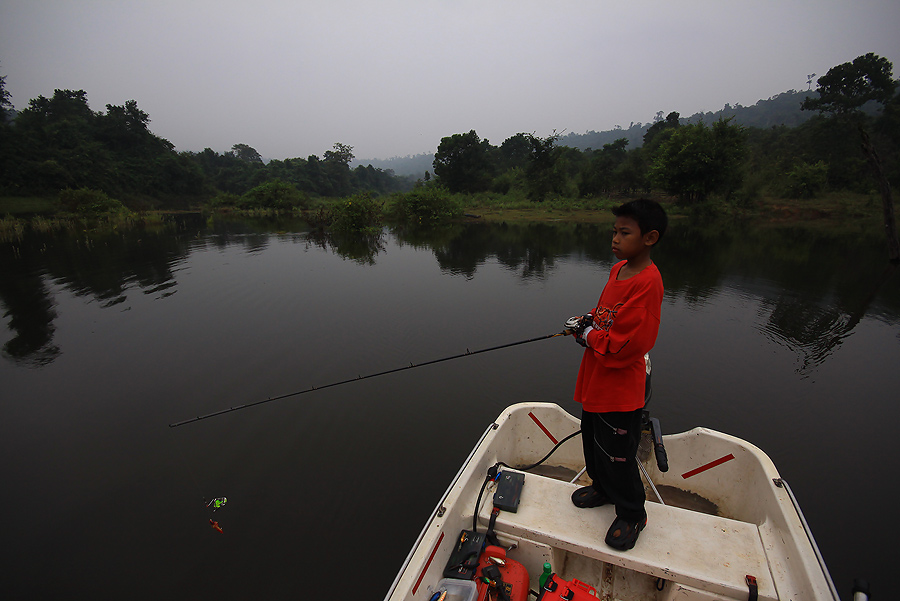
top-left (0, 69), bottom-right (12, 123)
top-left (803, 53), bottom-right (899, 264)
top-left (231, 143), bottom-right (263, 163)
top-left (433, 130), bottom-right (495, 193)
top-left (578, 138), bottom-right (628, 197)
top-left (524, 132), bottom-right (566, 202)
top-left (322, 142), bottom-right (355, 196)
top-left (650, 118), bottom-right (746, 204)
top-left (497, 133), bottom-right (532, 172)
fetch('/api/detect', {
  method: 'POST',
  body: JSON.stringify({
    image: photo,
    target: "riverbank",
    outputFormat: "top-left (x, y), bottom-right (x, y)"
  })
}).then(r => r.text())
top-left (0, 190), bottom-right (885, 230)
top-left (460, 191), bottom-right (884, 230)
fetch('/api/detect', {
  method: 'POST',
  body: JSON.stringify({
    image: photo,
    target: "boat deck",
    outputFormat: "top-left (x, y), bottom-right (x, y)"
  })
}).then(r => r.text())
top-left (477, 469), bottom-right (778, 601)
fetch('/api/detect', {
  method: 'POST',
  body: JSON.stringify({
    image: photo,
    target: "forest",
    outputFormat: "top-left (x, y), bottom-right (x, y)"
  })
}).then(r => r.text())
top-left (0, 53), bottom-right (897, 220)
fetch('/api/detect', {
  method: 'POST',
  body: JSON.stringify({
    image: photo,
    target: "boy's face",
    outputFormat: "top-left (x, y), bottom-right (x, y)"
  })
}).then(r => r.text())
top-left (611, 216), bottom-right (657, 260)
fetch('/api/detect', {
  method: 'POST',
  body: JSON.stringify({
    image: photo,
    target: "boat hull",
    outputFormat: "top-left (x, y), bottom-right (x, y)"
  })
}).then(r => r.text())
top-left (385, 402), bottom-right (837, 601)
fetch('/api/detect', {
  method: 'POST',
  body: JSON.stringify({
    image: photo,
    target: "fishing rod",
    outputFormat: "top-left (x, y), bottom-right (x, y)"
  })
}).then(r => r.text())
top-left (169, 329), bottom-right (574, 428)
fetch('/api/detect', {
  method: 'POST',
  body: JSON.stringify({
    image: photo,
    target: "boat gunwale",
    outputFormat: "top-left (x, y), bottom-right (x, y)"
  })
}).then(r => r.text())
top-left (384, 402), bottom-right (839, 601)
top-left (383, 419), bottom-right (497, 599)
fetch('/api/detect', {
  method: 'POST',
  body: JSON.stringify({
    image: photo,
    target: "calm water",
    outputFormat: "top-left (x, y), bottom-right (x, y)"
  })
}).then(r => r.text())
top-left (2, 215), bottom-right (898, 599)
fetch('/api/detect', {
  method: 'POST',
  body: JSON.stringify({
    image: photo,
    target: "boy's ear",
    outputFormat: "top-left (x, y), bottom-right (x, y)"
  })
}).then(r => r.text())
top-left (643, 229), bottom-right (660, 246)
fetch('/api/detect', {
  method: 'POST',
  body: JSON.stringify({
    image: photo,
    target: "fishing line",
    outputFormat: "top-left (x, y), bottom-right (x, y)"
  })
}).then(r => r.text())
top-left (169, 329), bottom-right (572, 428)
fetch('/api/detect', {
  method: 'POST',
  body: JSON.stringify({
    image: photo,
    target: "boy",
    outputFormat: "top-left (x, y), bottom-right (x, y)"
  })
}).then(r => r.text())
top-left (569, 198), bottom-right (667, 551)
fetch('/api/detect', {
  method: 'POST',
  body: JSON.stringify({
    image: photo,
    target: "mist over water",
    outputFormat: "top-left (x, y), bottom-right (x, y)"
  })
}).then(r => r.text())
top-left (2, 216), bottom-right (897, 599)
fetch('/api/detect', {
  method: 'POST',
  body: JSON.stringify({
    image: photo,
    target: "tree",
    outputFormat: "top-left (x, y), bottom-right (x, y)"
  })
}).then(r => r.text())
top-left (578, 138), bottom-right (628, 197)
top-left (433, 130), bottom-right (495, 193)
top-left (322, 142), bottom-right (355, 196)
top-left (497, 133), bottom-right (532, 172)
top-left (801, 53), bottom-right (895, 115)
top-left (643, 111), bottom-right (681, 150)
top-left (803, 53), bottom-right (899, 264)
top-left (650, 118), bottom-right (746, 204)
top-left (11, 89), bottom-right (106, 193)
top-left (0, 69), bottom-right (12, 124)
top-left (524, 132), bottom-right (567, 202)
top-left (97, 100), bottom-right (154, 154)
top-left (324, 142), bottom-right (354, 165)
top-left (231, 143), bottom-right (263, 163)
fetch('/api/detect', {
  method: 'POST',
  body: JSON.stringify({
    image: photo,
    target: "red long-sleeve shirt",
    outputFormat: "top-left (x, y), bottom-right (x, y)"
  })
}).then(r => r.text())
top-left (574, 260), bottom-right (663, 413)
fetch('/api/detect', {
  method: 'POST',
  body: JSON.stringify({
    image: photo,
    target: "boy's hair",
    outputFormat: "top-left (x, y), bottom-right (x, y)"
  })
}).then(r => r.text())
top-left (611, 198), bottom-right (668, 244)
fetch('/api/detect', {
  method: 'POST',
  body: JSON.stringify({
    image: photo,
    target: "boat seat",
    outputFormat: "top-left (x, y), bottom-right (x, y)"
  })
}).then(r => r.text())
top-left (477, 470), bottom-right (777, 601)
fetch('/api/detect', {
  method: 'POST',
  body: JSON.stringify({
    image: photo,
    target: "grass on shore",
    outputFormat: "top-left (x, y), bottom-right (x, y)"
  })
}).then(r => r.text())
top-left (0, 190), bottom-right (887, 232)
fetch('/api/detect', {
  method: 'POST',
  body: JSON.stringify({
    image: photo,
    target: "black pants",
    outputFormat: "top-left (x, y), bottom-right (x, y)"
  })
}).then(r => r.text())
top-left (581, 407), bottom-right (646, 522)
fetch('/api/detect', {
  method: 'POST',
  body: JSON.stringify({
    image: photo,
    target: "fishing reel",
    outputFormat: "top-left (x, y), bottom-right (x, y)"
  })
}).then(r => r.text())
top-left (564, 316), bottom-right (582, 331)
top-left (564, 315), bottom-right (591, 334)
top-left (565, 315), bottom-right (593, 347)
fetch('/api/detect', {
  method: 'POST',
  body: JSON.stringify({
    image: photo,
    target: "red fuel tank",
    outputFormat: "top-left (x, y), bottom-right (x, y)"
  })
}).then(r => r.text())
top-left (536, 573), bottom-right (598, 600)
top-left (474, 545), bottom-right (530, 601)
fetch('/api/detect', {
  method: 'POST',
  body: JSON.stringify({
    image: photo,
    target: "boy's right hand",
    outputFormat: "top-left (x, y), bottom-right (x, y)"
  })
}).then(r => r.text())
top-left (565, 315), bottom-right (594, 346)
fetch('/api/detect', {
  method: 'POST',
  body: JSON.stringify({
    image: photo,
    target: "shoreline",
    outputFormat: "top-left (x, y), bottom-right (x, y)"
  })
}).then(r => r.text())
top-left (0, 191), bottom-right (886, 231)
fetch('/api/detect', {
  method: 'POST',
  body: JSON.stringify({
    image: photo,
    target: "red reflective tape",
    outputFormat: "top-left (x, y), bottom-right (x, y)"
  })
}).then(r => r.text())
top-left (682, 453), bottom-right (735, 479)
top-left (528, 411), bottom-right (558, 445)
top-left (412, 531), bottom-right (444, 595)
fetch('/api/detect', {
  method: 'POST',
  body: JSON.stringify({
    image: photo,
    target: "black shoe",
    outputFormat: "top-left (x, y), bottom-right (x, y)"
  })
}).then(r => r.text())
top-left (605, 515), bottom-right (647, 550)
top-left (571, 486), bottom-right (610, 508)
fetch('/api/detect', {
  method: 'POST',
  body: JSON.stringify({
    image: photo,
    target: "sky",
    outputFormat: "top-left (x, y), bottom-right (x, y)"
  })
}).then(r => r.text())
top-left (2, 0), bottom-right (899, 162)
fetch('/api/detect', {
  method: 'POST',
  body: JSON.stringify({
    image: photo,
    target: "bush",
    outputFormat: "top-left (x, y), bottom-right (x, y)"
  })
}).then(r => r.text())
top-left (391, 186), bottom-right (462, 225)
top-left (59, 187), bottom-right (129, 215)
top-left (209, 192), bottom-right (241, 208)
top-left (329, 193), bottom-right (383, 234)
top-left (239, 180), bottom-right (306, 210)
top-left (785, 161), bottom-right (829, 199)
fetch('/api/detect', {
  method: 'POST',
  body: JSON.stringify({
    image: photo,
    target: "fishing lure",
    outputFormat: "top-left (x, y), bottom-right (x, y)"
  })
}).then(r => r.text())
top-left (206, 497), bottom-right (228, 511)
top-left (209, 519), bottom-right (223, 533)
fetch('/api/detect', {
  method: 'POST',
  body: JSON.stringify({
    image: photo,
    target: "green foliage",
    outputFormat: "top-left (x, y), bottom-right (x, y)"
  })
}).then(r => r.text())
top-left (491, 168), bottom-right (522, 195)
top-left (578, 138), bottom-right (629, 197)
top-left (59, 187), bottom-right (129, 215)
top-left (433, 130), bottom-right (496, 193)
top-left (802, 53), bottom-right (896, 115)
top-left (391, 186), bottom-right (462, 225)
top-left (524, 133), bottom-right (568, 202)
top-left (5, 89), bottom-right (203, 205)
top-left (3, 54), bottom-right (896, 216)
top-left (239, 180), bottom-right (307, 210)
top-left (2, 84), bottom-right (409, 204)
top-left (497, 133), bottom-right (532, 172)
top-left (208, 192), bottom-right (241, 208)
top-left (650, 118), bottom-right (747, 204)
top-left (329, 193), bottom-right (383, 234)
top-left (0, 68), bottom-right (12, 123)
top-left (231, 143), bottom-right (263, 163)
top-left (785, 161), bottom-right (829, 199)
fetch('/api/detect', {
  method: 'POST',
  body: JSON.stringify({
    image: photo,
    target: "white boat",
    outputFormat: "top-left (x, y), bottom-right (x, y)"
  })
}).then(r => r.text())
top-left (384, 402), bottom-right (841, 601)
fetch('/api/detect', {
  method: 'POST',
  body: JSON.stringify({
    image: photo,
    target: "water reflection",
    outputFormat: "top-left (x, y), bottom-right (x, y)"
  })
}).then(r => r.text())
top-left (396, 221), bottom-right (611, 279)
top-left (1, 216), bottom-right (897, 372)
top-left (306, 228), bottom-right (386, 265)
top-left (0, 263), bottom-right (59, 366)
top-left (656, 222), bottom-right (899, 374)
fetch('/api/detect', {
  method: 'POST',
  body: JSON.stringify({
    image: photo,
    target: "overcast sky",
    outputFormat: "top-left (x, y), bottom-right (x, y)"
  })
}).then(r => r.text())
top-left (2, 1), bottom-right (899, 161)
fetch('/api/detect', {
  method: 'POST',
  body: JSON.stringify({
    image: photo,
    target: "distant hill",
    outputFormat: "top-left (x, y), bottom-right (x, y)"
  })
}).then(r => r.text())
top-left (559, 89), bottom-right (816, 152)
top-left (351, 152), bottom-right (436, 179)
top-left (354, 89), bottom-right (818, 176)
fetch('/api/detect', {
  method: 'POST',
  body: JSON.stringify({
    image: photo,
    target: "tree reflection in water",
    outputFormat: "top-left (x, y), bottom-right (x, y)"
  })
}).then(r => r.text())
top-left (1, 217), bottom-right (898, 372)
top-left (761, 265), bottom-right (897, 375)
